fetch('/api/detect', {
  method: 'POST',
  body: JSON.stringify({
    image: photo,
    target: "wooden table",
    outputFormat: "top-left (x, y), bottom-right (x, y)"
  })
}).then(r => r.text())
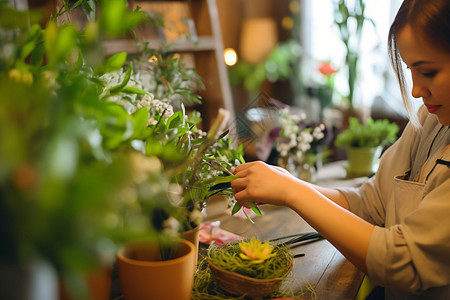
top-left (202, 204), bottom-right (364, 300)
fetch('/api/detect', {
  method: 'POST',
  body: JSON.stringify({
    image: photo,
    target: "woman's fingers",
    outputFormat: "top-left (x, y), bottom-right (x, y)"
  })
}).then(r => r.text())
top-left (230, 177), bottom-right (247, 193)
top-left (231, 160), bottom-right (290, 207)
top-left (233, 160), bottom-right (265, 173)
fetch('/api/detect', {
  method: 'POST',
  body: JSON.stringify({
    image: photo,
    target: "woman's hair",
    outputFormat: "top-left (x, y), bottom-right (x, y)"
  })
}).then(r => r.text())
top-left (388, 0), bottom-right (450, 128)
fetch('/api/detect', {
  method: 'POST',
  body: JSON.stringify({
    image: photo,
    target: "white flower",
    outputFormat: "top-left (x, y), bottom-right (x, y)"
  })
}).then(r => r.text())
top-left (299, 131), bottom-right (314, 144)
top-left (167, 184), bottom-right (183, 206)
top-left (189, 209), bottom-right (204, 225)
top-left (129, 152), bottom-right (162, 184)
top-left (312, 125), bottom-right (325, 140)
top-left (277, 143), bottom-right (291, 157)
top-left (162, 217), bottom-right (180, 236)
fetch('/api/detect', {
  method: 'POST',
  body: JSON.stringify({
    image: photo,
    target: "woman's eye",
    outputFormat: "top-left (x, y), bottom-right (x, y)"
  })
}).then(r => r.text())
top-left (422, 71), bottom-right (437, 78)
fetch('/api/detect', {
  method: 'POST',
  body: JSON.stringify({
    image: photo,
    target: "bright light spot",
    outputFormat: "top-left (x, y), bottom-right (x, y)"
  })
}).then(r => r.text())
top-left (224, 48), bottom-right (237, 66)
top-left (289, 0), bottom-right (300, 13)
top-left (282, 16), bottom-right (294, 30)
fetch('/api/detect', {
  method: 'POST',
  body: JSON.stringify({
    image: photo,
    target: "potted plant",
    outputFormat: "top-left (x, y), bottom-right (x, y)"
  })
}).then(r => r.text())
top-left (100, 63), bottom-right (247, 299)
top-left (335, 117), bottom-right (399, 177)
top-left (0, 1), bottom-right (152, 299)
top-left (0, 1), bottom-right (248, 299)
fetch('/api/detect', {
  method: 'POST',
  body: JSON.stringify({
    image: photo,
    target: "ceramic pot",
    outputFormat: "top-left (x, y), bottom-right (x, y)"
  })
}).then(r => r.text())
top-left (116, 239), bottom-right (196, 300)
top-left (345, 146), bottom-right (381, 178)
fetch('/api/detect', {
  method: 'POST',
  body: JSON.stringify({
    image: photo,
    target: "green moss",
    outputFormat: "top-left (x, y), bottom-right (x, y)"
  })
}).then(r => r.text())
top-left (207, 242), bottom-right (292, 279)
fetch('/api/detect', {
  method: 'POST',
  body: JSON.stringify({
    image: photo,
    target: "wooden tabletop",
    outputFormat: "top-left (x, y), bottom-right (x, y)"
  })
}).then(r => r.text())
top-left (202, 203), bottom-right (364, 300)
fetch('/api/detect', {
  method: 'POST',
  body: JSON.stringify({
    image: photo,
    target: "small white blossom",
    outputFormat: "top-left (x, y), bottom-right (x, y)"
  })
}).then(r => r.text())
top-left (162, 217), bottom-right (180, 236)
top-left (189, 209), bottom-right (204, 226)
top-left (129, 152), bottom-right (162, 183)
top-left (167, 184), bottom-right (183, 206)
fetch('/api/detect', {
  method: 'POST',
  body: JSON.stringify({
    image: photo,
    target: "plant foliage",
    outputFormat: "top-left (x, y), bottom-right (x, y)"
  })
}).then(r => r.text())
top-left (335, 117), bottom-right (399, 148)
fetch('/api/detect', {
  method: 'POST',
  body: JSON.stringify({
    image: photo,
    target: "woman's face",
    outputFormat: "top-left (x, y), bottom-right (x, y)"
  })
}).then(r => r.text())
top-left (397, 24), bottom-right (450, 125)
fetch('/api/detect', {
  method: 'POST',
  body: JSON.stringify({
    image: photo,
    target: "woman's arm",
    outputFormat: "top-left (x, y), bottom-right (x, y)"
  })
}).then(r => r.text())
top-left (232, 161), bottom-right (373, 273)
top-left (271, 165), bottom-right (350, 210)
top-left (284, 178), bottom-right (373, 273)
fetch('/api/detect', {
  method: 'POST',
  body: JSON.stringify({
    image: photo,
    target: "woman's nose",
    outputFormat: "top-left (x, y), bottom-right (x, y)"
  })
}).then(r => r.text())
top-left (411, 80), bottom-right (431, 99)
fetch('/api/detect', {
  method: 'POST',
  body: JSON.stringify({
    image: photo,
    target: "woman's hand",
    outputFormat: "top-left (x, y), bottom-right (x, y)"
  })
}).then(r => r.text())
top-left (231, 161), bottom-right (303, 208)
top-left (232, 161), bottom-right (373, 274)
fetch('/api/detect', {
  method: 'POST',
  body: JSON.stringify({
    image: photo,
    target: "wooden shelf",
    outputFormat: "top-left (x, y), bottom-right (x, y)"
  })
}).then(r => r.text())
top-left (102, 36), bottom-right (217, 56)
top-left (102, 0), bottom-right (235, 132)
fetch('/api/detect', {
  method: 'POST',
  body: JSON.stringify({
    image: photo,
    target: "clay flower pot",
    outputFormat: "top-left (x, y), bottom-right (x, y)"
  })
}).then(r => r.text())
top-left (182, 225), bottom-right (200, 266)
top-left (116, 239), bottom-right (196, 300)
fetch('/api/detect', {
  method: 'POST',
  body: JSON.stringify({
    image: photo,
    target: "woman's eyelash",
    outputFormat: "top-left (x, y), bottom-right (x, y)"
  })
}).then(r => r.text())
top-left (405, 66), bottom-right (436, 77)
top-left (422, 71), bottom-right (437, 77)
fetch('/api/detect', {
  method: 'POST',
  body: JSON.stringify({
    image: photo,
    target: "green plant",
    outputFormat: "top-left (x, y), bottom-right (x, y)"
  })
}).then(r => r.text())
top-left (95, 59), bottom-right (247, 230)
top-left (335, 117), bottom-right (399, 148)
top-left (0, 1), bottom-right (155, 296)
top-left (0, 1), bottom-right (249, 298)
top-left (229, 39), bottom-right (301, 93)
top-left (333, 0), bottom-right (374, 110)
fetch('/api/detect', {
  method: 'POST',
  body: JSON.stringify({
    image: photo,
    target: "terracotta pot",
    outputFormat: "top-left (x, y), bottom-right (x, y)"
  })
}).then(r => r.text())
top-left (181, 226), bottom-right (199, 250)
top-left (116, 239), bottom-right (196, 300)
top-left (181, 225), bottom-right (200, 266)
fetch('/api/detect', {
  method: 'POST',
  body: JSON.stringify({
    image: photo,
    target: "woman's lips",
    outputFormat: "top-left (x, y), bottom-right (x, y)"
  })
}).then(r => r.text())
top-left (425, 104), bottom-right (441, 113)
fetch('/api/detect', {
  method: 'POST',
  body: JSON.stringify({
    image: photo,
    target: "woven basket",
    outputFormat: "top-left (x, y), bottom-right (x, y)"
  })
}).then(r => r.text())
top-left (208, 260), bottom-right (292, 297)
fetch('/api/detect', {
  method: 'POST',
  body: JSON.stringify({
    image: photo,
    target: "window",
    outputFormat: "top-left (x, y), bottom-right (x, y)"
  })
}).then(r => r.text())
top-left (301, 0), bottom-right (408, 114)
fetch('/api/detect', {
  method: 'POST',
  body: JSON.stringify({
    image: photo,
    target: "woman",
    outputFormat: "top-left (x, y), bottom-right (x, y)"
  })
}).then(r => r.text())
top-left (231, 0), bottom-right (450, 299)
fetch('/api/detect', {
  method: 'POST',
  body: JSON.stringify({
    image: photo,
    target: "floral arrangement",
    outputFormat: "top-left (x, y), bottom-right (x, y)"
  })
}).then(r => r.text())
top-left (270, 108), bottom-right (328, 182)
top-left (94, 53), bottom-right (246, 237)
top-left (208, 239), bottom-right (291, 279)
top-left (191, 238), bottom-right (301, 299)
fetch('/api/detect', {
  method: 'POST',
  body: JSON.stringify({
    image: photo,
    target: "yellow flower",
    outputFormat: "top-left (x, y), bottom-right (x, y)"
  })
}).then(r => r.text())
top-left (239, 238), bottom-right (276, 264)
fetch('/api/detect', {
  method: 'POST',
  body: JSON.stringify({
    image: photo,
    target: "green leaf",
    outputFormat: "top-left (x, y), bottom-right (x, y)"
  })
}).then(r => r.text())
top-left (121, 86), bottom-right (147, 95)
top-left (242, 209), bottom-right (255, 224)
top-left (30, 43), bottom-right (45, 66)
top-left (109, 61), bottom-right (132, 93)
top-left (231, 202), bottom-right (241, 216)
top-left (131, 107), bottom-right (149, 137)
top-left (167, 111), bottom-right (182, 129)
top-left (251, 205), bottom-right (262, 216)
top-left (105, 52), bottom-right (127, 72)
top-left (217, 129), bottom-right (230, 140)
top-left (70, 49), bottom-right (84, 72)
top-left (212, 175), bottom-right (238, 184)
